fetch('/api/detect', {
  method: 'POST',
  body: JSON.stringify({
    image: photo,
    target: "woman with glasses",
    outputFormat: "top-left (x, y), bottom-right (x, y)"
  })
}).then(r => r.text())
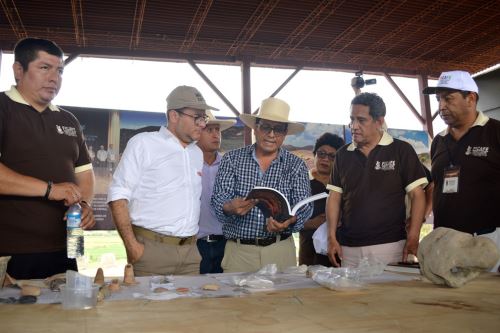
top-left (299, 132), bottom-right (345, 266)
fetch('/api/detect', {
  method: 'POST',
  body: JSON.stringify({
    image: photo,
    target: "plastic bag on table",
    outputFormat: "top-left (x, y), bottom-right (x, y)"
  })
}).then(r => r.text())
top-left (312, 269), bottom-right (363, 291)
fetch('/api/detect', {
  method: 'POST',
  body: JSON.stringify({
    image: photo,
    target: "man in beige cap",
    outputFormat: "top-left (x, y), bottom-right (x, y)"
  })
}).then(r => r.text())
top-left (211, 97), bottom-right (313, 273)
top-left (196, 111), bottom-right (236, 273)
top-left (108, 85), bottom-right (218, 275)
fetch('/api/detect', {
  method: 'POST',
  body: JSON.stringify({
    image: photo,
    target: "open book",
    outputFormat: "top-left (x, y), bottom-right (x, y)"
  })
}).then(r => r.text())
top-left (246, 186), bottom-right (328, 222)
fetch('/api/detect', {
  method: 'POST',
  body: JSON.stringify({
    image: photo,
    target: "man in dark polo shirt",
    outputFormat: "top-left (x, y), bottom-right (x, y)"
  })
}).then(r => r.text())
top-left (326, 93), bottom-right (427, 267)
top-left (423, 70), bottom-right (500, 272)
top-left (0, 38), bottom-right (95, 279)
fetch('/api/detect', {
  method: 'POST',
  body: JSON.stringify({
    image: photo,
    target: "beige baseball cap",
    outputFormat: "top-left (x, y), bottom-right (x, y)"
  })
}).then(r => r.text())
top-left (167, 85), bottom-right (219, 111)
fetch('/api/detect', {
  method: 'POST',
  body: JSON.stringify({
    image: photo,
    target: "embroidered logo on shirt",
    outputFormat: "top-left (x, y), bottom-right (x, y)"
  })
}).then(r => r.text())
top-left (465, 145), bottom-right (489, 157)
top-left (56, 125), bottom-right (77, 137)
top-left (375, 160), bottom-right (396, 171)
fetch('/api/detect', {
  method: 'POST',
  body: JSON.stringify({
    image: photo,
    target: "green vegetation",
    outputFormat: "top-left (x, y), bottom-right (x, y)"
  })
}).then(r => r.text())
top-left (84, 230), bottom-right (126, 263)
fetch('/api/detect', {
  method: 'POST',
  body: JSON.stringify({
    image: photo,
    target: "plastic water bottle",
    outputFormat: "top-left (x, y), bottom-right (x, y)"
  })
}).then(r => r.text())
top-left (67, 203), bottom-right (84, 258)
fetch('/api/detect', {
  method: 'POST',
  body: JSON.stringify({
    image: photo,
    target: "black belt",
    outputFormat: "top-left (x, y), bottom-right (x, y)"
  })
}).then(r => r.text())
top-left (230, 234), bottom-right (291, 247)
top-left (474, 227), bottom-right (496, 235)
top-left (198, 234), bottom-right (225, 242)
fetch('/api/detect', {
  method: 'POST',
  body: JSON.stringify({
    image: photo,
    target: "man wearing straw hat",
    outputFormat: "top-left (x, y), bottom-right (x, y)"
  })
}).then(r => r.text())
top-left (196, 111), bottom-right (236, 274)
top-left (211, 97), bottom-right (313, 273)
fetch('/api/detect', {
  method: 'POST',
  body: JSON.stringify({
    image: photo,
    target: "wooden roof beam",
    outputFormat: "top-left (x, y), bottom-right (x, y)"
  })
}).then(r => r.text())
top-left (383, 72), bottom-right (424, 125)
top-left (270, 0), bottom-right (339, 59)
top-left (129, 0), bottom-right (147, 49)
top-left (70, 0), bottom-right (86, 47)
top-left (226, 0), bottom-right (279, 56)
top-left (180, 0), bottom-right (213, 52)
top-left (0, 0), bottom-right (27, 39)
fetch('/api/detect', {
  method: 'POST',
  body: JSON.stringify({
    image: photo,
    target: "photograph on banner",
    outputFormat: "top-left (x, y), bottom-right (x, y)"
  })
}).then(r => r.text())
top-left (70, 108), bottom-right (243, 229)
top-left (344, 127), bottom-right (430, 166)
top-left (284, 122), bottom-right (345, 170)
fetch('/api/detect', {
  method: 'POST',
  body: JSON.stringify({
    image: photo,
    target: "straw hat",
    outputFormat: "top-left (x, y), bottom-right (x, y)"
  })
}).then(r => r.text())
top-left (239, 97), bottom-right (305, 135)
top-left (206, 110), bottom-right (236, 131)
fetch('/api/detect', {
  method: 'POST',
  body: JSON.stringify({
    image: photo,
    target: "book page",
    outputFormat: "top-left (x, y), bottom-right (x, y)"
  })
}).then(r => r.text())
top-left (291, 192), bottom-right (328, 216)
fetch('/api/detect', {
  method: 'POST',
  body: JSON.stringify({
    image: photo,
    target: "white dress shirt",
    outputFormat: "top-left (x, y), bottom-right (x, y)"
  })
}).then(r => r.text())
top-left (107, 126), bottom-right (203, 236)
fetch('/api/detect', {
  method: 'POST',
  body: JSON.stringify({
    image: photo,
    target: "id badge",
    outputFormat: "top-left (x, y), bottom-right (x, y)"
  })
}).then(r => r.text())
top-left (443, 165), bottom-right (460, 193)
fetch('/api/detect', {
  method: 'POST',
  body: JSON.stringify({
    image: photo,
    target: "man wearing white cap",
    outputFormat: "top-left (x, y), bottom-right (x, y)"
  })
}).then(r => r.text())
top-left (211, 97), bottom-right (313, 273)
top-left (423, 70), bottom-right (500, 271)
top-left (108, 86), bottom-right (218, 275)
top-left (196, 111), bottom-right (236, 274)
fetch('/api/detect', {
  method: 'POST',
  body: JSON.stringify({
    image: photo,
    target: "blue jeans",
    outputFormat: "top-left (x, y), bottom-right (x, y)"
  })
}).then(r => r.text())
top-left (196, 238), bottom-right (226, 274)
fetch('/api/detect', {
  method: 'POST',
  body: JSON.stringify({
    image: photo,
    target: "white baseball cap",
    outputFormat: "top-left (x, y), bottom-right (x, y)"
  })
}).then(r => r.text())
top-left (422, 70), bottom-right (478, 94)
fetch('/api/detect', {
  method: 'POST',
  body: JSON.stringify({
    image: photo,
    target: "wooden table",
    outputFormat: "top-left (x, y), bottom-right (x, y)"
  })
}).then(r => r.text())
top-left (1, 273), bottom-right (499, 333)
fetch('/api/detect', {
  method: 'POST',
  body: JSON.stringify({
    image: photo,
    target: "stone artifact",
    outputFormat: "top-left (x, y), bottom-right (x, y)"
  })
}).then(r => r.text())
top-left (97, 285), bottom-right (111, 302)
top-left (45, 273), bottom-right (66, 291)
top-left (202, 284), bottom-right (220, 291)
top-left (21, 285), bottom-right (41, 297)
top-left (108, 279), bottom-right (121, 292)
top-left (153, 287), bottom-right (170, 293)
top-left (94, 268), bottom-right (105, 286)
top-left (0, 256), bottom-right (11, 288)
top-left (123, 264), bottom-right (138, 285)
top-left (2, 273), bottom-right (15, 288)
top-left (418, 227), bottom-right (500, 288)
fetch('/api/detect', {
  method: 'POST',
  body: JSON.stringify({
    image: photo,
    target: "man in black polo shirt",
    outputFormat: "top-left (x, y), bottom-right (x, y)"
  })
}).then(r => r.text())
top-left (423, 70), bottom-right (500, 272)
top-left (0, 38), bottom-right (95, 279)
top-left (326, 93), bottom-right (427, 267)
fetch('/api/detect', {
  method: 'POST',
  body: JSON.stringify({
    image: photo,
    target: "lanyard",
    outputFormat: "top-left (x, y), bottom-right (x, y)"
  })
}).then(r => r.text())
top-left (444, 135), bottom-right (466, 167)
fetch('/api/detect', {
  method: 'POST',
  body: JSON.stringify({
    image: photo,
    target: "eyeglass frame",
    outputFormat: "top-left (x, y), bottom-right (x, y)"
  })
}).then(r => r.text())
top-left (256, 119), bottom-right (288, 136)
top-left (175, 109), bottom-right (209, 126)
top-left (315, 150), bottom-right (336, 161)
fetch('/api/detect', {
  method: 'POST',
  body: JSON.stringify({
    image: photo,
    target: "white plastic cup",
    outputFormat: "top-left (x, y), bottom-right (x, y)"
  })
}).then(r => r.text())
top-left (60, 284), bottom-right (99, 310)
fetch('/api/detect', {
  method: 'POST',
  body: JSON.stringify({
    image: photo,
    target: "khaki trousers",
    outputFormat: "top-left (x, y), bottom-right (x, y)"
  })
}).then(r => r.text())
top-left (222, 236), bottom-right (297, 273)
top-left (133, 233), bottom-right (201, 276)
top-left (341, 239), bottom-right (406, 268)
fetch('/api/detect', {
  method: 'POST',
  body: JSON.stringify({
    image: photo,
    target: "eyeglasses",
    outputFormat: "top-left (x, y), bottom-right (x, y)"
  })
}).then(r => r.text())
top-left (316, 150), bottom-right (336, 161)
top-left (257, 123), bottom-right (288, 136)
top-left (176, 110), bottom-right (209, 126)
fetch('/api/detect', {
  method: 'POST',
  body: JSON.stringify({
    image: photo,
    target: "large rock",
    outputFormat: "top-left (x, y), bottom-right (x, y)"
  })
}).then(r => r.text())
top-left (418, 227), bottom-right (500, 288)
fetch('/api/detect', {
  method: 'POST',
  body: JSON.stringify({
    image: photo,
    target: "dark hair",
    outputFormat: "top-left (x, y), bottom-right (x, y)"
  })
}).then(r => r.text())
top-left (313, 132), bottom-right (345, 155)
top-left (14, 37), bottom-right (64, 71)
top-left (459, 90), bottom-right (480, 103)
top-left (351, 92), bottom-right (386, 120)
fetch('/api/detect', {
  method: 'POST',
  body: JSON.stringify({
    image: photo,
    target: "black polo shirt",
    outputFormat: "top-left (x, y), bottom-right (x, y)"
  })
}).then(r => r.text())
top-left (431, 112), bottom-right (500, 234)
top-left (0, 87), bottom-right (92, 253)
top-left (328, 132), bottom-right (427, 247)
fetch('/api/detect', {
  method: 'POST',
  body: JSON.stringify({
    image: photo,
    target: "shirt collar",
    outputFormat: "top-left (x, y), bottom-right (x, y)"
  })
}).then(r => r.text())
top-left (308, 170), bottom-right (314, 180)
top-left (347, 131), bottom-right (393, 151)
top-left (5, 85), bottom-right (60, 112)
top-left (160, 126), bottom-right (198, 149)
top-left (249, 143), bottom-right (286, 161)
top-left (204, 151), bottom-right (222, 166)
top-left (437, 111), bottom-right (490, 137)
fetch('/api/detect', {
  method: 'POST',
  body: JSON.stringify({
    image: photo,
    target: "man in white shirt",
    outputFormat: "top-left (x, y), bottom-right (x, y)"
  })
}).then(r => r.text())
top-left (107, 86), bottom-right (218, 275)
top-left (96, 145), bottom-right (107, 167)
